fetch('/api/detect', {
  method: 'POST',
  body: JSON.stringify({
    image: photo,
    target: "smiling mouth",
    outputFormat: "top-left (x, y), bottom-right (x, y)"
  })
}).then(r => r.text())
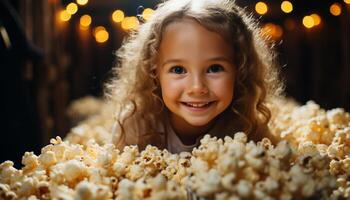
top-left (181, 101), bottom-right (215, 108)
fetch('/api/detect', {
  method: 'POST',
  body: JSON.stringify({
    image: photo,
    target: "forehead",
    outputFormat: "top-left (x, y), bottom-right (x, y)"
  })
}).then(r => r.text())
top-left (158, 18), bottom-right (234, 60)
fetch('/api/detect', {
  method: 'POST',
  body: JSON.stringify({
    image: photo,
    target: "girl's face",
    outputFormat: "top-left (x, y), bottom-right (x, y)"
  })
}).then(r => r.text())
top-left (157, 18), bottom-right (236, 136)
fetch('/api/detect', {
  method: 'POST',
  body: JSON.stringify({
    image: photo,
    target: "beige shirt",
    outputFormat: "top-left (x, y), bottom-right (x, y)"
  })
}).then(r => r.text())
top-left (164, 110), bottom-right (238, 153)
top-left (165, 116), bottom-right (200, 154)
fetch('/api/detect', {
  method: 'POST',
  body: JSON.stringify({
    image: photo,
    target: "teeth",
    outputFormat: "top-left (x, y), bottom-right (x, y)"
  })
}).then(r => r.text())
top-left (184, 102), bottom-right (210, 108)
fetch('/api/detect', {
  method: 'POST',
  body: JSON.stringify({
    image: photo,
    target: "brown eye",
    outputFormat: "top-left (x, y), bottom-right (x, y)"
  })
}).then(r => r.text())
top-left (170, 66), bottom-right (186, 74)
top-left (207, 64), bottom-right (224, 73)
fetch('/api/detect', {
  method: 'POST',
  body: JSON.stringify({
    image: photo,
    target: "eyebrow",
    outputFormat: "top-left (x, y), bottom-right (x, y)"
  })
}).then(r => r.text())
top-left (161, 56), bottom-right (233, 67)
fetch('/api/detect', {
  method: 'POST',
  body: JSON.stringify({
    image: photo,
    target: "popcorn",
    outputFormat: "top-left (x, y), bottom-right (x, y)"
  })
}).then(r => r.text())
top-left (75, 181), bottom-right (112, 200)
top-left (22, 152), bottom-right (39, 173)
top-left (38, 151), bottom-right (57, 168)
top-left (0, 161), bottom-right (21, 185)
top-left (236, 180), bottom-right (252, 198)
top-left (1, 97), bottom-right (350, 199)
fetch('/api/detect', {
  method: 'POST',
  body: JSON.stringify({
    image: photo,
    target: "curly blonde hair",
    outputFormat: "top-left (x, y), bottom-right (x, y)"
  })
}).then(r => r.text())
top-left (105, 0), bottom-right (284, 149)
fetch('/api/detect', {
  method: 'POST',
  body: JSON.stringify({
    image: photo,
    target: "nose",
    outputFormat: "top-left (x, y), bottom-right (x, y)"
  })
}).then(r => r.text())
top-left (187, 74), bottom-right (209, 96)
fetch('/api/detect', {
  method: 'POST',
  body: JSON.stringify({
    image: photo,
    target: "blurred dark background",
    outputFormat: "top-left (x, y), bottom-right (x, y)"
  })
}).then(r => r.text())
top-left (0, 0), bottom-right (349, 167)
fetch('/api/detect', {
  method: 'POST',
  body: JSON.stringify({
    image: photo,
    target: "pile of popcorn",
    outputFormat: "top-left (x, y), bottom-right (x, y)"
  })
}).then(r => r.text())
top-left (0, 97), bottom-right (349, 200)
top-left (66, 96), bottom-right (109, 126)
top-left (65, 97), bottom-right (114, 146)
top-left (268, 99), bottom-right (350, 199)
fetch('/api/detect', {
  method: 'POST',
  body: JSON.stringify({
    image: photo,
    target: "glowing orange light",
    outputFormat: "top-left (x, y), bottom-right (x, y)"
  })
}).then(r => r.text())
top-left (262, 23), bottom-right (283, 40)
top-left (59, 10), bottom-right (71, 22)
top-left (303, 16), bottom-right (314, 29)
top-left (344, 0), bottom-right (350, 4)
top-left (142, 8), bottom-right (155, 21)
top-left (94, 27), bottom-right (109, 43)
top-left (93, 26), bottom-right (106, 37)
top-left (121, 16), bottom-right (139, 30)
top-left (281, 1), bottom-right (293, 13)
top-left (330, 3), bottom-right (342, 16)
top-left (310, 14), bottom-right (321, 26)
top-left (76, 0), bottom-right (88, 6)
top-left (80, 15), bottom-right (91, 27)
top-left (112, 10), bottom-right (125, 23)
top-left (66, 3), bottom-right (78, 15)
top-left (255, 2), bottom-right (268, 15)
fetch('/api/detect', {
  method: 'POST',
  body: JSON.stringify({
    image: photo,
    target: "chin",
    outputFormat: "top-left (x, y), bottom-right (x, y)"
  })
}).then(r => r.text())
top-left (185, 118), bottom-right (213, 127)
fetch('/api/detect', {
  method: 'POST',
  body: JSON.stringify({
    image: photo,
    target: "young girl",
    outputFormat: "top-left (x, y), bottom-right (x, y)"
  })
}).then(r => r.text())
top-left (106, 0), bottom-right (283, 153)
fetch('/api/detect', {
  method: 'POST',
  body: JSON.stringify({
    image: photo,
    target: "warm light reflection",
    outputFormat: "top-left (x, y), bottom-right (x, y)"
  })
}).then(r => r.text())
top-left (121, 17), bottom-right (130, 30)
top-left (281, 1), bottom-right (293, 13)
top-left (94, 26), bottom-right (109, 43)
top-left (262, 23), bottom-right (283, 40)
top-left (344, 0), bottom-right (350, 4)
top-left (112, 10), bottom-right (125, 23)
top-left (93, 26), bottom-right (106, 37)
top-left (310, 14), bottom-right (321, 26)
top-left (59, 10), bottom-right (71, 22)
top-left (95, 29), bottom-right (109, 43)
top-left (80, 15), bottom-right (91, 27)
top-left (66, 3), bottom-right (78, 15)
top-left (121, 17), bottom-right (139, 30)
top-left (76, 0), bottom-right (88, 6)
top-left (142, 8), bottom-right (155, 21)
top-left (255, 2), bottom-right (268, 15)
top-left (330, 3), bottom-right (342, 16)
top-left (303, 16), bottom-right (314, 29)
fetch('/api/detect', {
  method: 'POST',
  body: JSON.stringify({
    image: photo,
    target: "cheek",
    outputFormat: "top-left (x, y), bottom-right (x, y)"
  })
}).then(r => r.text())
top-left (160, 78), bottom-right (183, 101)
top-left (212, 77), bottom-right (235, 102)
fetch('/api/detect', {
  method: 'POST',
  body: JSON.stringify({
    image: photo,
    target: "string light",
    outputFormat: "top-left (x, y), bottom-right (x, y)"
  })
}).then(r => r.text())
top-left (330, 3), bottom-right (342, 16)
top-left (262, 23), bottom-right (283, 40)
top-left (64, 1), bottom-right (343, 41)
top-left (76, 0), bottom-right (88, 6)
top-left (66, 3), bottom-right (78, 15)
top-left (303, 16), bottom-right (314, 29)
top-left (80, 15), bottom-right (92, 27)
top-left (255, 2), bottom-right (268, 15)
top-left (112, 10), bottom-right (125, 23)
top-left (310, 14), bottom-right (321, 26)
top-left (94, 26), bottom-right (109, 43)
top-left (121, 17), bottom-right (139, 30)
top-left (281, 1), bottom-right (293, 13)
top-left (59, 10), bottom-right (71, 22)
top-left (142, 8), bottom-right (155, 21)
top-left (93, 26), bottom-right (106, 37)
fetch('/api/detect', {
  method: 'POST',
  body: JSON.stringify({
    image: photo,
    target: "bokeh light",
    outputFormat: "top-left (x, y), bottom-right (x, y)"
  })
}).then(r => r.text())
top-left (281, 1), bottom-right (293, 13)
top-left (66, 3), bottom-right (78, 15)
top-left (94, 27), bottom-right (109, 43)
top-left (142, 8), bottom-right (155, 21)
top-left (76, 0), bottom-right (88, 6)
top-left (330, 3), bottom-right (342, 16)
top-left (310, 14), bottom-right (321, 26)
top-left (344, 0), bottom-right (350, 4)
top-left (93, 26), bottom-right (106, 37)
top-left (59, 10), bottom-right (71, 22)
top-left (80, 15), bottom-right (91, 27)
top-left (112, 10), bottom-right (125, 23)
top-left (255, 2), bottom-right (268, 15)
top-left (262, 23), bottom-right (283, 40)
top-left (121, 17), bottom-right (139, 30)
top-left (303, 16), bottom-right (314, 29)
